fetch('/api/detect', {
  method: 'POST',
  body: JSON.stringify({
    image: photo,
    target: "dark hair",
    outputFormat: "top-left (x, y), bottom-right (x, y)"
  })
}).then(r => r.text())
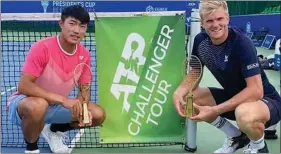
top-left (61, 5), bottom-right (90, 24)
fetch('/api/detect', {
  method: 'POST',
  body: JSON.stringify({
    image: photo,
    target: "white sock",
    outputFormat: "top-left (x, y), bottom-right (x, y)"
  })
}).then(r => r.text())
top-left (249, 134), bottom-right (265, 149)
top-left (211, 116), bottom-right (241, 137)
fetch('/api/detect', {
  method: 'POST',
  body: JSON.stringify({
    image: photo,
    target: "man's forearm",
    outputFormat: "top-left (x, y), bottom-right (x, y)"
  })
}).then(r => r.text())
top-left (77, 84), bottom-right (91, 104)
top-left (18, 81), bottom-right (66, 105)
top-left (175, 73), bottom-right (201, 95)
top-left (213, 87), bottom-right (263, 115)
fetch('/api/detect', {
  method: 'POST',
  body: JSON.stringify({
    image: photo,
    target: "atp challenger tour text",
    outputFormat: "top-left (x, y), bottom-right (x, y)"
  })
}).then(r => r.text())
top-left (110, 25), bottom-right (174, 136)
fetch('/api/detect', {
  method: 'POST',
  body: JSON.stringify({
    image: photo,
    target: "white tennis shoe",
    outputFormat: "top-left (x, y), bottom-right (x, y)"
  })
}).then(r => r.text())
top-left (215, 133), bottom-right (250, 153)
top-left (41, 124), bottom-right (70, 153)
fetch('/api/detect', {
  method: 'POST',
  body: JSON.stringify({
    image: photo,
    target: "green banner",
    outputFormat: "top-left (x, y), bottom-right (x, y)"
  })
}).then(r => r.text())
top-left (95, 14), bottom-right (186, 143)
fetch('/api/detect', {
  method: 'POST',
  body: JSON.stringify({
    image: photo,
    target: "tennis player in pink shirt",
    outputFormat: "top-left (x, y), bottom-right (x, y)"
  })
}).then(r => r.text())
top-left (8, 5), bottom-right (105, 153)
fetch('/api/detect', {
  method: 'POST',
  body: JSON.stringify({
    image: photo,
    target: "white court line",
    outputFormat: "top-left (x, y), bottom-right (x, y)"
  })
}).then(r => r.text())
top-left (69, 129), bottom-right (85, 153)
top-left (1, 86), bottom-right (16, 95)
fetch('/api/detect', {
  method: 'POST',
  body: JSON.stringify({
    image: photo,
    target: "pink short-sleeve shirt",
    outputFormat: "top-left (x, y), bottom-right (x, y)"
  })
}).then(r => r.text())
top-left (8, 35), bottom-right (91, 105)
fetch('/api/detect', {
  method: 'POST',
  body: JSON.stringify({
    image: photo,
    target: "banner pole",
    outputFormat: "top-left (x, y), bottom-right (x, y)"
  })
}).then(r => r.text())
top-left (185, 8), bottom-right (201, 152)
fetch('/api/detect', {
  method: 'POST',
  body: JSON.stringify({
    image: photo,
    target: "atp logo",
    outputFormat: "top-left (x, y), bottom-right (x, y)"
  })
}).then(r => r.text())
top-left (110, 33), bottom-right (146, 114)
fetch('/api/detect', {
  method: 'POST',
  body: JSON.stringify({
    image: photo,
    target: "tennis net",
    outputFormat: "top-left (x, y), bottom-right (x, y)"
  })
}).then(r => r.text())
top-left (1, 13), bottom-right (181, 148)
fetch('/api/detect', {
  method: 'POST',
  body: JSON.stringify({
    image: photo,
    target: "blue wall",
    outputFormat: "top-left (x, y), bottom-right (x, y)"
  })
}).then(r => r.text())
top-left (1, 1), bottom-right (199, 26)
top-left (3, 1), bottom-right (279, 38)
top-left (229, 14), bottom-right (280, 39)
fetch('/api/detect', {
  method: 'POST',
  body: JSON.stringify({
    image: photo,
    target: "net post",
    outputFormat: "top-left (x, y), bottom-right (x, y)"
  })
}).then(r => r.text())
top-left (185, 8), bottom-right (201, 153)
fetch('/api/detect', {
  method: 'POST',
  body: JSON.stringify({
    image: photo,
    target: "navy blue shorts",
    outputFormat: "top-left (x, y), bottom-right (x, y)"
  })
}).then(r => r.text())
top-left (209, 87), bottom-right (281, 128)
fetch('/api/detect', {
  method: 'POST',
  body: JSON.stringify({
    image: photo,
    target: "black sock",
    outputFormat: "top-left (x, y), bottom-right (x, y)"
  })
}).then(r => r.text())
top-left (50, 123), bottom-right (73, 132)
top-left (25, 138), bottom-right (38, 151)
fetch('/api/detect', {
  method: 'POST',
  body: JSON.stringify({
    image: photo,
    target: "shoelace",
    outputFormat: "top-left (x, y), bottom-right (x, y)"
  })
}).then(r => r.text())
top-left (215, 137), bottom-right (235, 153)
top-left (227, 137), bottom-right (234, 147)
top-left (221, 137), bottom-right (234, 149)
top-left (62, 134), bottom-right (70, 145)
top-left (52, 132), bottom-right (70, 146)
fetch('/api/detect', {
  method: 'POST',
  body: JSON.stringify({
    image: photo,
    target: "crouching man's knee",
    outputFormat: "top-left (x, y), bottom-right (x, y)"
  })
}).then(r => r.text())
top-left (18, 97), bottom-right (48, 122)
top-left (235, 101), bottom-right (270, 133)
top-left (88, 103), bottom-right (106, 126)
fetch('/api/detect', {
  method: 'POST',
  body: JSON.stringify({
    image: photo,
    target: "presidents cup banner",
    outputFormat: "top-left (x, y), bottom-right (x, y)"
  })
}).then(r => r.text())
top-left (95, 14), bottom-right (186, 143)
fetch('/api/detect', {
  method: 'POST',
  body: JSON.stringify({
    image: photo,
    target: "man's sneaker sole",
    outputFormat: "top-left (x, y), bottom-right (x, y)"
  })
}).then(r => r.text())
top-left (25, 149), bottom-right (40, 153)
